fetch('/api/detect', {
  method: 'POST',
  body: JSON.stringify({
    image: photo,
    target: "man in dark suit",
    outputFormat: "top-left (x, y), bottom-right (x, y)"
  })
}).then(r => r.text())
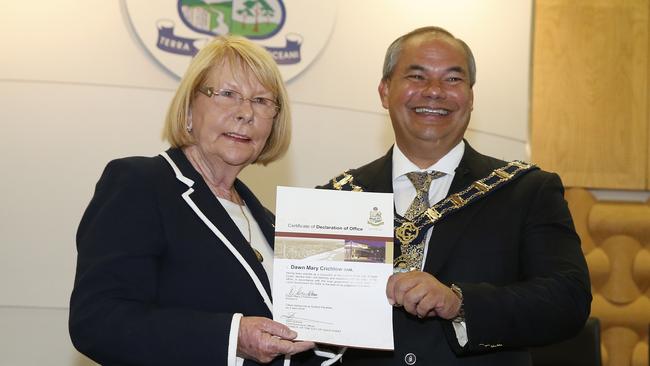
top-left (319, 26), bottom-right (591, 365)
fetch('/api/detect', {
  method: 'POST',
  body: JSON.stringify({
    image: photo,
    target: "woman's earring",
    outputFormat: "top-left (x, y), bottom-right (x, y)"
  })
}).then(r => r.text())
top-left (186, 111), bottom-right (193, 133)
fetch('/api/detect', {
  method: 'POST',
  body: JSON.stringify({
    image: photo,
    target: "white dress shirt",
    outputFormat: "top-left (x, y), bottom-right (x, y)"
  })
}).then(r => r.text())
top-left (217, 197), bottom-right (274, 283)
top-left (391, 141), bottom-right (468, 347)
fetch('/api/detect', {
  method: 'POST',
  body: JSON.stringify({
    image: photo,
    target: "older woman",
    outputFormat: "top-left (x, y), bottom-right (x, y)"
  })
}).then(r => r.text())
top-left (70, 36), bottom-right (322, 366)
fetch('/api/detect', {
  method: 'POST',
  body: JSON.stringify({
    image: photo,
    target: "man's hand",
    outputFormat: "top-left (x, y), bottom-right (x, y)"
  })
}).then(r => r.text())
top-left (386, 271), bottom-right (461, 320)
top-left (237, 316), bottom-right (315, 363)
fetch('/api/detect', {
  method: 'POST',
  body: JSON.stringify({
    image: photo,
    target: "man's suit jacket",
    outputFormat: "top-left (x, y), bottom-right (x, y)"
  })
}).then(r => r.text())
top-left (70, 148), bottom-right (321, 366)
top-left (319, 142), bottom-right (591, 366)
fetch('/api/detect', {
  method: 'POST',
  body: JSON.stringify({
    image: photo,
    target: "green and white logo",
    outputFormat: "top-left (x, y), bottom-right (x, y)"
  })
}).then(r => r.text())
top-left (123, 0), bottom-right (336, 81)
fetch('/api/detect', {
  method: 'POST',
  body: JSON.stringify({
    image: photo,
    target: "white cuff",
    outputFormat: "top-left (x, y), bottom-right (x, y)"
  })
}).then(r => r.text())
top-left (452, 320), bottom-right (468, 347)
top-left (314, 346), bottom-right (347, 365)
top-left (228, 313), bottom-right (245, 366)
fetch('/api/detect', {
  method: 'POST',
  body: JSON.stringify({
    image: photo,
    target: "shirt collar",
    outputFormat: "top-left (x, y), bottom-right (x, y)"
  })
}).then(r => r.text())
top-left (392, 140), bottom-right (465, 181)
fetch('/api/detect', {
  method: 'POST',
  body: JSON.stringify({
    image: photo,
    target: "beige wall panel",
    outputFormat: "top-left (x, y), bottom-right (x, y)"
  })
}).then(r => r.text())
top-left (586, 248), bottom-right (611, 289)
top-left (599, 236), bottom-right (643, 304)
top-left (531, 0), bottom-right (649, 189)
top-left (565, 188), bottom-right (597, 251)
top-left (566, 189), bottom-right (650, 365)
top-left (589, 202), bottom-right (650, 241)
top-left (632, 339), bottom-right (649, 366)
top-left (601, 327), bottom-right (640, 366)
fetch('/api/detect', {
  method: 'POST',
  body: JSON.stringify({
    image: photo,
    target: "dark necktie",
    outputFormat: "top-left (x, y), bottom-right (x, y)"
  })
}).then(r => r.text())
top-left (404, 171), bottom-right (445, 220)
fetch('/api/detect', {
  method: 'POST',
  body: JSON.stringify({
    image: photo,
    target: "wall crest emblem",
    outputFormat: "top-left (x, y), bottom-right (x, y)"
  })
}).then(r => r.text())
top-left (123, 0), bottom-right (336, 81)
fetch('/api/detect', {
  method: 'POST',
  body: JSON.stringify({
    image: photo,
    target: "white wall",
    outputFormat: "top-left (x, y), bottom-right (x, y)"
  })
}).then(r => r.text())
top-left (0, 0), bottom-right (532, 364)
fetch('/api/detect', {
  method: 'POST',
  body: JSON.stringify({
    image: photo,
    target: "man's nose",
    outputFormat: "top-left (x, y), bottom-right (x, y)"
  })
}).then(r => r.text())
top-left (421, 81), bottom-right (446, 99)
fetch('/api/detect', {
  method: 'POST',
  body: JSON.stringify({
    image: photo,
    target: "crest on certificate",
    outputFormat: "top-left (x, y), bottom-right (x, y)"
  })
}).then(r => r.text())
top-left (368, 207), bottom-right (384, 227)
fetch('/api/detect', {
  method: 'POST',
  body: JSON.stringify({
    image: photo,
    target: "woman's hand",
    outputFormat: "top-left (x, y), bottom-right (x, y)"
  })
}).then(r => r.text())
top-left (237, 316), bottom-right (315, 363)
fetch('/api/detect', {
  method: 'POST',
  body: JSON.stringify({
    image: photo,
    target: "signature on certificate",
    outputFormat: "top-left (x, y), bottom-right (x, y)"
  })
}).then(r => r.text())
top-left (286, 286), bottom-right (319, 299)
top-left (281, 312), bottom-right (333, 325)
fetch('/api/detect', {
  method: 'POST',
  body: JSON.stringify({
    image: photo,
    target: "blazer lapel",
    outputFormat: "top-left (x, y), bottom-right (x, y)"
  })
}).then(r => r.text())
top-left (235, 180), bottom-right (275, 247)
top-left (162, 148), bottom-right (273, 301)
top-left (424, 142), bottom-right (494, 275)
top-left (353, 147), bottom-right (394, 194)
top-left (234, 179), bottom-right (274, 294)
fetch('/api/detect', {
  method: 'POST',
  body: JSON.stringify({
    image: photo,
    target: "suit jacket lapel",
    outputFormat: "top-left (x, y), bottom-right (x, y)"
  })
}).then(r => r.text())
top-left (448, 142), bottom-right (496, 195)
top-left (424, 142), bottom-right (493, 275)
top-left (352, 147), bottom-right (394, 194)
top-left (164, 148), bottom-right (272, 296)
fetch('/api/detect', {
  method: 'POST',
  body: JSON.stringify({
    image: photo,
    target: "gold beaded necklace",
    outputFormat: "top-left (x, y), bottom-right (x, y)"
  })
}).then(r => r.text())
top-left (183, 148), bottom-right (263, 263)
top-left (237, 202), bottom-right (264, 263)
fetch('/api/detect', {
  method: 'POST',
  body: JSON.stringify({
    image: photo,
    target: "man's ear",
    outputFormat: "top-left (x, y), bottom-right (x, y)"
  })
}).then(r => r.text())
top-left (378, 79), bottom-right (390, 110)
top-left (469, 87), bottom-right (474, 111)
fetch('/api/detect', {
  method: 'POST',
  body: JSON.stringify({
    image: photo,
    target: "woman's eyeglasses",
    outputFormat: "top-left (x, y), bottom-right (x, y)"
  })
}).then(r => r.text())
top-left (198, 87), bottom-right (279, 118)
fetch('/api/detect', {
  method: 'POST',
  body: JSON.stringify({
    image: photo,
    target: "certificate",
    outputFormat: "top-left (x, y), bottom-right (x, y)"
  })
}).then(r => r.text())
top-left (273, 186), bottom-right (394, 350)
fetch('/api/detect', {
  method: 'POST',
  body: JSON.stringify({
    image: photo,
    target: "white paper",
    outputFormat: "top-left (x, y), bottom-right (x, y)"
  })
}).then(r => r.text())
top-left (273, 186), bottom-right (394, 350)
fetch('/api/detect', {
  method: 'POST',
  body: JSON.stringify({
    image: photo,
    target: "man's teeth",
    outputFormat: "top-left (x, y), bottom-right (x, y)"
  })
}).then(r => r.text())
top-left (414, 107), bottom-right (449, 115)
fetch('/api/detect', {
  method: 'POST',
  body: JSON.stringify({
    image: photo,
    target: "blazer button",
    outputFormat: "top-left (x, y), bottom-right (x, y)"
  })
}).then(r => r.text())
top-left (404, 352), bottom-right (417, 365)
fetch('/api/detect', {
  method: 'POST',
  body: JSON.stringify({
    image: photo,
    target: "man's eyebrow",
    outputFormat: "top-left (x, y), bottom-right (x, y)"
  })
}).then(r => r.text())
top-left (404, 64), bottom-right (467, 74)
top-left (405, 64), bottom-right (426, 72)
top-left (446, 66), bottom-right (467, 74)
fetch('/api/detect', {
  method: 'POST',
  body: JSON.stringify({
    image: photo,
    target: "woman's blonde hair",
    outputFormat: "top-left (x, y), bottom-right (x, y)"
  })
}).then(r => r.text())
top-left (162, 35), bottom-right (291, 165)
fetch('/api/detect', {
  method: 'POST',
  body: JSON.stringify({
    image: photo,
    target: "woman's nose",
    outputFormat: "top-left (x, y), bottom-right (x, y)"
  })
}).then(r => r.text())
top-left (234, 99), bottom-right (254, 123)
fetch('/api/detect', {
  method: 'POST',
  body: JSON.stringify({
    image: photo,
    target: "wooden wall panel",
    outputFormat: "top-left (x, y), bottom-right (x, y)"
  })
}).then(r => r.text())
top-left (531, 0), bottom-right (649, 189)
top-left (566, 188), bottom-right (650, 366)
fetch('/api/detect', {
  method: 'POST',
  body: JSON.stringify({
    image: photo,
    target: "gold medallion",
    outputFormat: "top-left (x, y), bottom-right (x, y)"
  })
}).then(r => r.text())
top-left (253, 248), bottom-right (264, 263)
top-left (395, 221), bottom-right (419, 245)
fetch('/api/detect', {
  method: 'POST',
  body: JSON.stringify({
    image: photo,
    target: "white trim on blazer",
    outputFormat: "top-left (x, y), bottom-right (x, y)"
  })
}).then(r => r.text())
top-left (160, 151), bottom-right (284, 366)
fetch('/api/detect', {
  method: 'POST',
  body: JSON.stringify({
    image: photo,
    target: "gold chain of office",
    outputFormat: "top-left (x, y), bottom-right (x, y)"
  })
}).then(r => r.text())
top-left (330, 160), bottom-right (538, 248)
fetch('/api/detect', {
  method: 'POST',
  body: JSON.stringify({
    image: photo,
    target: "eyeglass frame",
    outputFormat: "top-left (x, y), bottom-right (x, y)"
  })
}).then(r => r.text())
top-left (197, 86), bottom-right (280, 118)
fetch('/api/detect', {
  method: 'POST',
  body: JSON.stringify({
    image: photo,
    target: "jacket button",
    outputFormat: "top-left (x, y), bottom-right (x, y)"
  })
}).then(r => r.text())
top-left (404, 352), bottom-right (416, 365)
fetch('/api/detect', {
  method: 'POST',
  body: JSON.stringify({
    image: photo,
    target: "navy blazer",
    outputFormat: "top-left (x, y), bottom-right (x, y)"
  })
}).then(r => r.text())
top-left (318, 142), bottom-right (592, 366)
top-left (70, 148), bottom-right (322, 366)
